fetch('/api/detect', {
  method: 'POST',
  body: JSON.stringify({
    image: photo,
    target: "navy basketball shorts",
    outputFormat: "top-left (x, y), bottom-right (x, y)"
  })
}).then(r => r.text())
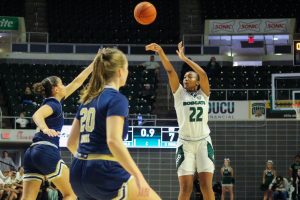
top-left (70, 157), bottom-right (131, 200)
top-left (23, 144), bottom-right (66, 182)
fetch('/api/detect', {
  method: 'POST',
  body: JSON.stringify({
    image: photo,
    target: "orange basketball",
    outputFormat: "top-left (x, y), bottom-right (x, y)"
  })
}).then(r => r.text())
top-left (134, 2), bottom-right (157, 25)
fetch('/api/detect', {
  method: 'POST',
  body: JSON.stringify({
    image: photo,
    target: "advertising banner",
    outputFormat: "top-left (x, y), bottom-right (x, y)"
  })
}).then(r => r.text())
top-left (0, 129), bottom-right (35, 143)
top-left (208, 101), bottom-right (249, 120)
top-left (0, 16), bottom-right (19, 31)
top-left (248, 101), bottom-right (266, 120)
top-left (207, 19), bottom-right (294, 35)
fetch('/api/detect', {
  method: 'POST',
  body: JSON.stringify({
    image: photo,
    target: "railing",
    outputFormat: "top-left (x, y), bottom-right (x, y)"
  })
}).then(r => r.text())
top-left (0, 107), bottom-right (2, 128)
top-left (1, 115), bottom-right (298, 130)
top-left (1, 115), bottom-right (159, 129)
top-left (11, 42), bottom-right (204, 55)
top-left (1, 31), bottom-right (294, 56)
top-left (165, 87), bottom-right (299, 110)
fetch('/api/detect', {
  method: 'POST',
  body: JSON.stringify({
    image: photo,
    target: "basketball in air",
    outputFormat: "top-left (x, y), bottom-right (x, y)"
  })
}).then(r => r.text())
top-left (134, 2), bottom-right (157, 25)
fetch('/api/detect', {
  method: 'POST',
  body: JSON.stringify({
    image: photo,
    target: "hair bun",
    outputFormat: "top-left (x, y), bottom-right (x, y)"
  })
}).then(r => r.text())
top-left (33, 82), bottom-right (46, 96)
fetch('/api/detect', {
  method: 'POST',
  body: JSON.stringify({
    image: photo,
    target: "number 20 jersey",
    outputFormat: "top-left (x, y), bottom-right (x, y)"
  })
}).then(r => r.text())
top-left (173, 84), bottom-right (210, 140)
top-left (75, 87), bottom-right (129, 155)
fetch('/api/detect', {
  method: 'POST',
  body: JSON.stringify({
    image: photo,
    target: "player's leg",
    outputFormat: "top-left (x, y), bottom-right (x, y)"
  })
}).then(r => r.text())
top-left (125, 176), bottom-right (161, 200)
top-left (21, 146), bottom-right (43, 200)
top-left (50, 164), bottom-right (76, 200)
top-left (197, 137), bottom-right (215, 200)
top-left (198, 172), bottom-right (215, 200)
top-left (178, 175), bottom-right (194, 200)
top-left (176, 140), bottom-right (196, 200)
top-left (21, 180), bottom-right (42, 200)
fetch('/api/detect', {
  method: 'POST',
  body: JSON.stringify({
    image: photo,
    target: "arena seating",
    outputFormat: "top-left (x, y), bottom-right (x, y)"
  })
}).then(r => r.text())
top-left (46, 0), bottom-right (180, 44)
top-left (205, 65), bottom-right (300, 100)
top-left (0, 0), bottom-right (25, 17)
top-left (0, 63), bottom-right (158, 117)
top-left (1, 63), bottom-right (299, 116)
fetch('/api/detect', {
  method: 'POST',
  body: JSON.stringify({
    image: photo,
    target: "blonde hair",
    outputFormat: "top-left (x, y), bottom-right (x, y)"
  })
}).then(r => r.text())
top-left (80, 48), bottom-right (127, 104)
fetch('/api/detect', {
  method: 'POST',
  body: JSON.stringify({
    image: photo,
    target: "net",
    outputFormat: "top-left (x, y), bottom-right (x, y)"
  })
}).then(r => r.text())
top-left (292, 103), bottom-right (300, 120)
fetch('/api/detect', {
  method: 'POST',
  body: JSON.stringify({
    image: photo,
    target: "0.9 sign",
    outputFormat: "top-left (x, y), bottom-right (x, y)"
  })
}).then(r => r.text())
top-left (294, 41), bottom-right (300, 66)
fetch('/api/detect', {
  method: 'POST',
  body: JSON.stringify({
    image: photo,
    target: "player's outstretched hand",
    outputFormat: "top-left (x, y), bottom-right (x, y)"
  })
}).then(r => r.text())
top-left (135, 175), bottom-right (151, 197)
top-left (42, 128), bottom-right (60, 137)
top-left (176, 41), bottom-right (187, 61)
top-left (145, 43), bottom-right (163, 54)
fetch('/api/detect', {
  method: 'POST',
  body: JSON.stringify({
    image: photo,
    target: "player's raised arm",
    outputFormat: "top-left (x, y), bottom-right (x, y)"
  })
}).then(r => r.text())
top-left (176, 41), bottom-right (210, 96)
top-left (146, 43), bottom-right (180, 93)
top-left (64, 60), bottom-right (94, 99)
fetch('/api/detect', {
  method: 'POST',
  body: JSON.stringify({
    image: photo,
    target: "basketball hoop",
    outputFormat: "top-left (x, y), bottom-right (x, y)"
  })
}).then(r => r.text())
top-left (292, 103), bottom-right (300, 120)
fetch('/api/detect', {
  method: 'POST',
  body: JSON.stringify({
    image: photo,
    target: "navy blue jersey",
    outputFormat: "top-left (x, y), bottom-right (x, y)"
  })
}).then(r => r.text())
top-left (76, 88), bottom-right (129, 155)
top-left (32, 98), bottom-right (64, 147)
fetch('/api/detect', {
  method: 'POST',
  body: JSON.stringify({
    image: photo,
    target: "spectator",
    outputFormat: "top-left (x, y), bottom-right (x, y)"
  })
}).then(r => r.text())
top-left (142, 55), bottom-right (160, 70)
top-left (15, 112), bottom-right (29, 129)
top-left (270, 176), bottom-right (289, 200)
top-left (192, 173), bottom-right (222, 200)
top-left (137, 113), bottom-right (143, 126)
top-left (15, 166), bottom-right (24, 184)
top-left (221, 158), bottom-right (234, 200)
top-left (0, 151), bottom-right (16, 172)
top-left (142, 83), bottom-right (156, 102)
top-left (262, 160), bottom-right (277, 200)
top-left (193, 172), bottom-right (202, 200)
top-left (1, 170), bottom-right (12, 200)
top-left (6, 170), bottom-right (22, 200)
top-left (0, 170), bottom-right (8, 182)
top-left (295, 169), bottom-right (300, 199)
top-left (206, 56), bottom-right (220, 77)
top-left (21, 86), bottom-right (36, 106)
top-left (289, 154), bottom-right (300, 200)
top-left (142, 55), bottom-right (161, 82)
top-left (0, 177), bottom-right (4, 200)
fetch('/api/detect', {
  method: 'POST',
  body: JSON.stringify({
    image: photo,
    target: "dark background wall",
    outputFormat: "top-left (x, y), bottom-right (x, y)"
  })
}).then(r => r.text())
top-left (60, 120), bottom-right (300, 200)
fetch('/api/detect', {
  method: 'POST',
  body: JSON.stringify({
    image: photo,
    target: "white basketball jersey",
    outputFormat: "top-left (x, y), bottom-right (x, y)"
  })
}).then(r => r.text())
top-left (173, 84), bottom-right (210, 140)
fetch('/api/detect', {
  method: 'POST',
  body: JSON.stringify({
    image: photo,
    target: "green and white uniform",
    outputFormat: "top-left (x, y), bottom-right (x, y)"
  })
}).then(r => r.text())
top-left (222, 167), bottom-right (234, 186)
top-left (174, 84), bottom-right (215, 176)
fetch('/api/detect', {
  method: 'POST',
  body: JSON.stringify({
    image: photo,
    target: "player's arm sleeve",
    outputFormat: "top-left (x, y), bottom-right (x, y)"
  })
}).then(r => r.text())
top-left (173, 84), bottom-right (184, 104)
top-left (107, 96), bottom-right (128, 117)
top-left (45, 100), bottom-right (60, 116)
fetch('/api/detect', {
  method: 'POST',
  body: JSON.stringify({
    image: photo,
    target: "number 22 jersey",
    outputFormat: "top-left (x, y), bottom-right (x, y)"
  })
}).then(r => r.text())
top-left (173, 84), bottom-right (210, 140)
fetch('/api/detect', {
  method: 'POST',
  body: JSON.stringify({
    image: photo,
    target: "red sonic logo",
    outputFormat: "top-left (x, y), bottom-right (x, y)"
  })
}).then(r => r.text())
top-left (264, 20), bottom-right (287, 32)
top-left (212, 21), bottom-right (235, 33)
top-left (1, 132), bottom-right (10, 139)
top-left (238, 21), bottom-right (261, 32)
